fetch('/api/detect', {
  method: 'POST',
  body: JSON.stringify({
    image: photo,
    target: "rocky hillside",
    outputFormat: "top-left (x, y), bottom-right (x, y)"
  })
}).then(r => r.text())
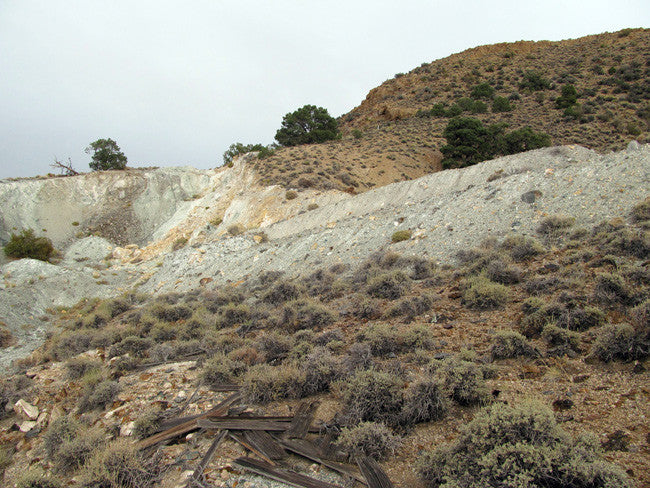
top-left (0, 143), bottom-right (648, 487)
top-left (253, 28), bottom-right (649, 192)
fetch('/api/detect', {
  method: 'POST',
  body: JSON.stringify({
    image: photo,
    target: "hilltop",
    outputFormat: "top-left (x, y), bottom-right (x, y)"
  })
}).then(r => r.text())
top-left (253, 28), bottom-right (649, 192)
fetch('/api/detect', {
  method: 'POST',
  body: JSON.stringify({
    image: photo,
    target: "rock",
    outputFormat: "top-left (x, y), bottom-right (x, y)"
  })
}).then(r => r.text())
top-left (18, 420), bottom-right (37, 432)
top-left (120, 421), bottom-right (136, 437)
top-left (627, 140), bottom-right (640, 151)
top-left (14, 399), bottom-right (39, 420)
top-left (521, 190), bottom-right (542, 204)
top-left (552, 398), bottom-right (574, 411)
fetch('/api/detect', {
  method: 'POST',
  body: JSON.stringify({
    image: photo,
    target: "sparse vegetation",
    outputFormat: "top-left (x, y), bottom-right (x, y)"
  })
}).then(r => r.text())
top-left (391, 230), bottom-right (412, 242)
top-left (4, 228), bottom-right (55, 261)
top-left (337, 422), bottom-right (401, 460)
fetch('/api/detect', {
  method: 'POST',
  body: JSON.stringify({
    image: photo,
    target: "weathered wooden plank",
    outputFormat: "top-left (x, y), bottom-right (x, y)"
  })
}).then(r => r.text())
top-left (233, 457), bottom-right (343, 488)
top-left (197, 418), bottom-right (291, 432)
top-left (185, 430), bottom-right (227, 487)
top-left (285, 401), bottom-right (320, 439)
top-left (228, 431), bottom-right (276, 466)
top-left (356, 456), bottom-right (394, 488)
top-left (280, 438), bottom-right (366, 484)
top-left (243, 430), bottom-right (287, 460)
top-left (137, 391), bottom-right (241, 449)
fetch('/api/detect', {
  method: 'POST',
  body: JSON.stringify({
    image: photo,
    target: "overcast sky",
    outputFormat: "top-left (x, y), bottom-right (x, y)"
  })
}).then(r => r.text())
top-left (0, 1), bottom-right (648, 179)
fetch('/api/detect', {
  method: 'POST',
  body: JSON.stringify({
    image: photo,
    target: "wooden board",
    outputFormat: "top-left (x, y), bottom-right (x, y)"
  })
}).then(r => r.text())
top-left (185, 430), bottom-right (227, 487)
top-left (284, 400), bottom-right (320, 439)
top-left (233, 456), bottom-right (344, 488)
top-left (356, 456), bottom-right (394, 488)
top-left (197, 418), bottom-right (292, 432)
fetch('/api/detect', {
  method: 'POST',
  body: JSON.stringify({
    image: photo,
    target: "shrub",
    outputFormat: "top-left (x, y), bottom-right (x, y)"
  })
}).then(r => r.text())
top-left (555, 84), bottom-right (578, 108)
top-left (433, 356), bottom-right (489, 406)
top-left (501, 126), bottom-right (551, 154)
top-left (285, 190), bottom-right (298, 200)
top-left (338, 369), bottom-right (404, 426)
top-left (537, 215), bottom-right (575, 236)
top-left (593, 273), bottom-right (630, 305)
top-left (484, 259), bottom-right (522, 284)
top-left (592, 323), bottom-right (647, 362)
top-left (0, 325), bottom-right (13, 348)
top-left (358, 323), bottom-right (402, 356)
top-left (352, 129), bottom-right (363, 139)
top-left (150, 302), bottom-right (192, 322)
top-left (16, 469), bottom-right (62, 488)
top-left (227, 223), bottom-right (246, 236)
top-left (519, 70), bottom-right (551, 91)
top-left (342, 342), bottom-right (374, 373)
top-left (200, 353), bottom-right (246, 388)
top-left (282, 299), bottom-right (337, 331)
top-left (86, 138), bottom-right (127, 171)
top-left (241, 363), bottom-right (306, 404)
top-left (462, 275), bottom-right (509, 310)
top-left (491, 96), bottom-right (512, 112)
top-left (630, 197), bottom-right (650, 223)
top-left (275, 105), bottom-right (340, 146)
top-left (470, 82), bottom-right (495, 100)
top-left (79, 439), bottom-right (162, 488)
top-left (78, 379), bottom-right (120, 412)
top-left (133, 407), bottom-right (165, 439)
top-left (263, 280), bottom-right (303, 304)
top-left (337, 422), bottom-right (401, 460)
top-left (490, 330), bottom-right (536, 359)
top-left (367, 271), bottom-right (410, 299)
top-left (418, 399), bottom-right (631, 488)
top-left (386, 295), bottom-right (434, 321)
top-left (108, 336), bottom-right (153, 359)
top-left (391, 230), bottom-right (412, 243)
top-left (65, 357), bottom-right (102, 380)
top-left (52, 427), bottom-right (104, 474)
top-left (500, 235), bottom-right (544, 261)
top-left (631, 299), bottom-right (650, 329)
top-left (4, 229), bottom-right (55, 261)
top-left (44, 416), bottom-right (79, 459)
top-left (400, 379), bottom-right (449, 425)
top-left (218, 303), bottom-right (251, 328)
top-left (542, 324), bottom-right (580, 350)
top-left (301, 347), bottom-right (343, 395)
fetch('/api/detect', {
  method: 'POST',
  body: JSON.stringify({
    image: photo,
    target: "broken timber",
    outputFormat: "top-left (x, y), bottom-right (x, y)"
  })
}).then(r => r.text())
top-left (285, 400), bottom-right (320, 439)
top-left (356, 456), bottom-right (394, 488)
top-left (233, 456), bottom-right (343, 488)
top-left (185, 430), bottom-right (227, 488)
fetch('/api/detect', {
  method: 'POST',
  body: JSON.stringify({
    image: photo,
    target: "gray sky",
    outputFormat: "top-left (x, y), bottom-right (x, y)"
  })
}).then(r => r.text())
top-left (1, 1), bottom-right (648, 179)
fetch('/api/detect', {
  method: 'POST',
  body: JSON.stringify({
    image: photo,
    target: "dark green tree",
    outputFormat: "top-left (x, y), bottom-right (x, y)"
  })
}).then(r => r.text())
top-left (441, 117), bottom-right (494, 168)
top-left (502, 126), bottom-right (552, 153)
top-left (86, 138), bottom-right (127, 171)
top-left (222, 143), bottom-right (275, 166)
top-left (275, 105), bottom-right (340, 147)
top-left (470, 82), bottom-right (495, 99)
top-left (555, 84), bottom-right (578, 109)
top-left (492, 96), bottom-right (512, 112)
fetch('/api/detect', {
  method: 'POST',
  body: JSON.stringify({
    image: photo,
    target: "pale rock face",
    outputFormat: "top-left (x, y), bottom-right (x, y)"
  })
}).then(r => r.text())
top-left (14, 399), bottom-right (39, 420)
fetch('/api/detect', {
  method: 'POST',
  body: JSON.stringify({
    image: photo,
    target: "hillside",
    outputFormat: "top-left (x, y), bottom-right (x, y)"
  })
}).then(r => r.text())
top-left (253, 28), bottom-right (649, 192)
top-left (0, 144), bottom-right (648, 487)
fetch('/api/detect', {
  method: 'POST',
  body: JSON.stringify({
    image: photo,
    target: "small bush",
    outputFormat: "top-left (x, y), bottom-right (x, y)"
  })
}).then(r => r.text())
top-left (462, 275), bottom-right (509, 310)
top-left (301, 347), bottom-right (343, 395)
top-left (542, 324), bottom-right (580, 349)
top-left (433, 356), bottom-right (489, 406)
top-left (484, 259), bottom-right (522, 284)
top-left (241, 363), bottom-right (306, 404)
top-left (285, 190), bottom-right (298, 200)
top-left (592, 323), bottom-right (647, 362)
top-left (519, 70), bottom-right (551, 91)
top-left (44, 416), bottom-right (79, 459)
top-left (218, 303), bottom-right (251, 328)
top-left (492, 96), bottom-right (512, 112)
top-left (200, 353), bottom-right (246, 388)
top-left (337, 422), bottom-right (401, 460)
top-left (630, 197), bottom-right (650, 223)
top-left (150, 302), bottom-right (192, 322)
top-left (4, 228), bottom-right (54, 261)
top-left (227, 223), bottom-right (246, 236)
top-left (367, 271), bottom-right (411, 299)
top-left (65, 357), bottom-right (102, 380)
top-left (593, 273), bottom-right (630, 305)
top-left (52, 427), bottom-right (105, 474)
top-left (490, 330), bottom-right (536, 359)
top-left (0, 326), bottom-right (14, 348)
top-left (358, 323), bottom-right (402, 356)
top-left (133, 408), bottom-right (165, 439)
top-left (418, 399), bottom-right (631, 488)
top-left (537, 215), bottom-right (575, 236)
top-left (263, 280), bottom-right (303, 304)
top-left (631, 299), bottom-right (650, 329)
top-left (400, 379), bottom-right (449, 425)
top-left (391, 230), bottom-right (412, 243)
top-left (338, 369), bottom-right (404, 426)
top-left (79, 439), bottom-right (162, 488)
top-left (386, 294), bottom-right (434, 321)
top-left (78, 379), bottom-right (120, 412)
top-left (16, 468), bottom-right (62, 488)
top-left (500, 235), bottom-right (544, 261)
top-left (108, 336), bottom-right (153, 359)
